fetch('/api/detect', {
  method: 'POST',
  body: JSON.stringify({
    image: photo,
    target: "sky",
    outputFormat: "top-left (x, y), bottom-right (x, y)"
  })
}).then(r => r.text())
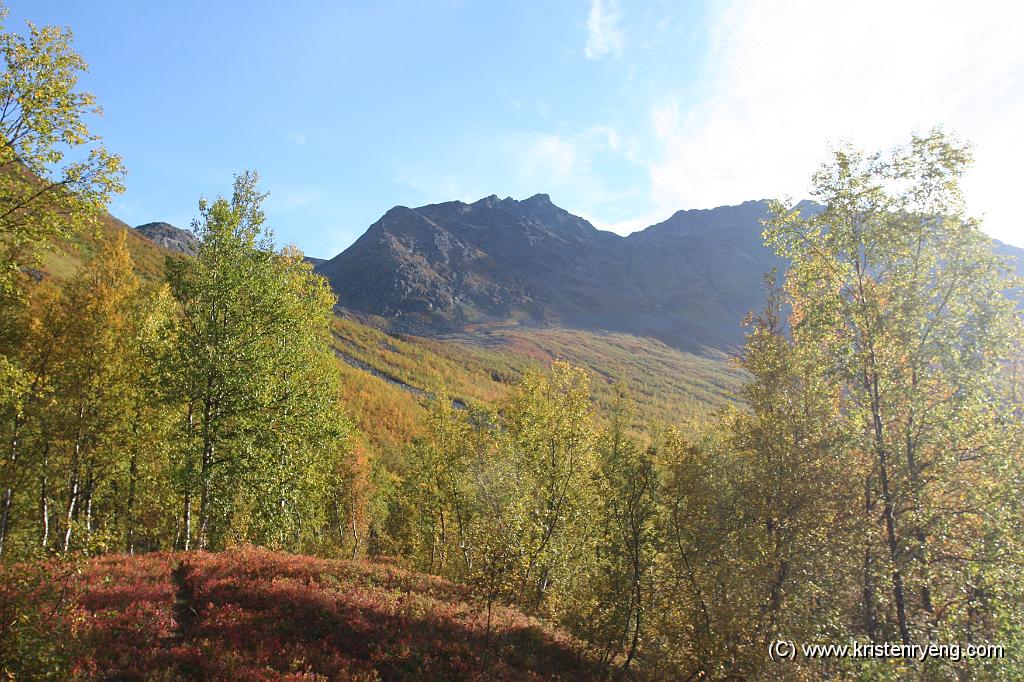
top-left (5, 0), bottom-right (1023, 256)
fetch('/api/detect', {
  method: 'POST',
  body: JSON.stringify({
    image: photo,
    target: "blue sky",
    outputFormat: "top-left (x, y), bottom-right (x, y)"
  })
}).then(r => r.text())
top-left (5, 1), bottom-right (1023, 256)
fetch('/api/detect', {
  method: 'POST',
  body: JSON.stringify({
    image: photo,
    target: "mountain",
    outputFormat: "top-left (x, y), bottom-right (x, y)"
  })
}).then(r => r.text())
top-left (318, 196), bottom-right (1023, 352)
top-left (317, 195), bottom-right (783, 351)
top-left (617, 200), bottom-right (790, 348)
top-left (134, 222), bottom-right (329, 266)
top-left (32, 196), bottom-right (744, 471)
top-left (135, 221), bottom-right (198, 255)
top-left (317, 194), bottom-right (623, 328)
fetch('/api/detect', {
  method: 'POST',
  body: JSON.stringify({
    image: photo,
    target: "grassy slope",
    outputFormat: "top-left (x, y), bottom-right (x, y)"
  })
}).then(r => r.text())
top-left (1, 547), bottom-right (605, 680)
top-left (38, 210), bottom-right (177, 283)
top-left (429, 327), bottom-right (747, 423)
top-left (330, 318), bottom-right (746, 458)
top-left (334, 318), bottom-right (745, 418)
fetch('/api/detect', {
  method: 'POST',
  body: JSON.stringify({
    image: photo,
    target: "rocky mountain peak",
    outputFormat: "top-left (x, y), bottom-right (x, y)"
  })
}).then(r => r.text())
top-left (135, 222), bottom-right (198, 256)
top-left (315, 194), bottom-right (1022, 351)
top-left (316, 196), bottom-right (783, 350)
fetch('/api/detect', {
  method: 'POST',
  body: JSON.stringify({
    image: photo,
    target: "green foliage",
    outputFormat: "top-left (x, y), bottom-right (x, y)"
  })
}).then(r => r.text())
top-left (1, 172), bottom-right (353, 562)
top-left (0, 233), bottom-right (177, 558)
top-left (629, 129), bottom-right (1023, 680)
top-left (569, 385), bottom-right (660, 670)
top-left (400, 363), bottom-right (600, 624)
top-left (0, 5), bottom-right (124, 301)
top-left (389, 131), bottom-right (1024, 678)
top-left (765, 129), bottom-right (1023, 658)
top-left (433, 327), bottom-right (747, 423)
top-left (498, 362), bottom-right (597, 610)
top-left (165, 171), bottom-right (350, 552)
top-left (1, 35), bottom-right (1019, 679)
top-left (653, 276), bottom-right (856, 678)
top-left (0, 3), bottom-right (158, 566)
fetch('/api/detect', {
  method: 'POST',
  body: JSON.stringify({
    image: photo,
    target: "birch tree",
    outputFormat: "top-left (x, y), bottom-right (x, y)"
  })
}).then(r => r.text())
top-left (765, 129), bottom-right (1023, 658)
top-left (166, 172), bottom-right (349, 551)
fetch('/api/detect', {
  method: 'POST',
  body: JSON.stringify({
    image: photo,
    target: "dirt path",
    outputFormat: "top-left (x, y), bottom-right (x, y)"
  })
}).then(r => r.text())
top-left (170, 560), bottom-right (201, 678)
top-left (171, 561), bottom-right (197, 640)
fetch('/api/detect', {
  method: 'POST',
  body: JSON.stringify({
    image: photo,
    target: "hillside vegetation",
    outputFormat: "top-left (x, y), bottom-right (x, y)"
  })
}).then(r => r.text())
top-left (433, 327), bottom-right (746, 421)
top-left (35, 206), bottom-right (175, 283)
top-left (29, 219), bottom-right (744, 472)
top-left (330, 316), bottom-right (745, 457)
top-left (6, 134), bottom-right (1020, 681)
top-left (1, 547), bottom-right (605, 681)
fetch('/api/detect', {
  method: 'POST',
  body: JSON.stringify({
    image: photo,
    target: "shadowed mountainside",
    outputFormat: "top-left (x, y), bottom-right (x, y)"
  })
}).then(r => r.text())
top-left (317, 196), bottom-right (787, 351)
top-left (317, 195), bottom-right (1022, 352)
top-left (995, 239), bottom-right (1024, 278)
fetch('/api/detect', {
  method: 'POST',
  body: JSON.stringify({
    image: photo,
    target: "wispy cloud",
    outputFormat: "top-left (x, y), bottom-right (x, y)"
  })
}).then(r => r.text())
top-left (286, 132), bottom-right (307, 146)
top-left (506, 133), bottom-right (578, 184)
top-left (637, 0), bottom-right (1024, 245)
top-left (584, 0), bottom-right (623, 60)
top-left (396, 131), bottom-right (586, 201)
top-left (109, 199), bottom-right (142, 225)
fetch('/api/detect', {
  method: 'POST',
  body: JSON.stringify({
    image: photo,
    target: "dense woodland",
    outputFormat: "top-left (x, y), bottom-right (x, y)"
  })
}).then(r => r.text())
top-left (2, 9), bottom-right (1023, 681)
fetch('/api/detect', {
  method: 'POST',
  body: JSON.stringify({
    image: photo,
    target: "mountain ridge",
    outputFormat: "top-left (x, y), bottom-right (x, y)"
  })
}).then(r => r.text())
top-left (316, 195), bottom-right (1023, 352)
top-left (316, 196), bottom-right (787, 351)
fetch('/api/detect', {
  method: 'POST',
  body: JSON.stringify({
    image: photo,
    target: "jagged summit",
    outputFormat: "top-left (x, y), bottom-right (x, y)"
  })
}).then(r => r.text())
top-left (628, 199), bottom-right (772, 241)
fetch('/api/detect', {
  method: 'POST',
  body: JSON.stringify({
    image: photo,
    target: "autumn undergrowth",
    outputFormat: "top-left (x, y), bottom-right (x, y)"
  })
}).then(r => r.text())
top-left (1, 547), bottom-right (606, 681)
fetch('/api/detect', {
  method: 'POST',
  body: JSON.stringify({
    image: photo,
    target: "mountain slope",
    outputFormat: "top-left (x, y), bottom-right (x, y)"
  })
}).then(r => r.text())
top-left (32, 208), bottom-right (743, 468)
top-left (319, 195), bottom-right (1022, 352)
top-left (318, 196), bottom-right (783, 351)
top-left (618, 199), bottom-right (787, 347)
top-left (318, 194), bottom-right (635, 331)
top-left (995, 239), bottom-right (1024, 278)
top-left (38, 197), bottom-right (1016, 456)
top-left (38, 213), bottom-right (178, 282)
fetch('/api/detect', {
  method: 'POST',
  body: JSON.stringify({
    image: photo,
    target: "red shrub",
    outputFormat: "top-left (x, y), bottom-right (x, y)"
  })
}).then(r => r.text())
top-left (4, 548), bottom-right (605, 681)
